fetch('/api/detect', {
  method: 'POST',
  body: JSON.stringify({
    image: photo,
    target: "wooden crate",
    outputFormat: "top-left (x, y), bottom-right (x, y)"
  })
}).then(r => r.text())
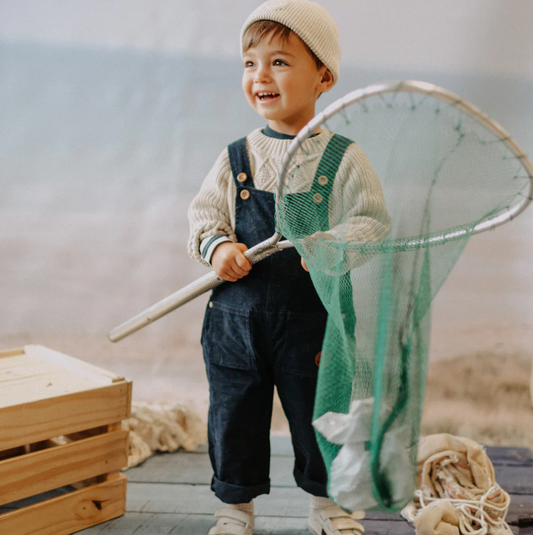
top-left (0, 344), bottom-right (132, 535)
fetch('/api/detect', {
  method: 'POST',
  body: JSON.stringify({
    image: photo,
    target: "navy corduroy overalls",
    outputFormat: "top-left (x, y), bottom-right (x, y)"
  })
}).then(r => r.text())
top-left (201, 130), bottom-right (352, 504)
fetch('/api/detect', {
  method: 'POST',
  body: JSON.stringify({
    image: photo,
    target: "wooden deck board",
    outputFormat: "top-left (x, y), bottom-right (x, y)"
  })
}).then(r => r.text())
top-left (3, 438), bottom-right (533, 534)
top-left (81, 513), bottom-right (414, 534)
top-left (495, 465), bottom-right (533, 495)
top-left (126, 452), bottom-right (296, 487)
top-left (485, 446), bottom-right (533, 466)
top-left (192, 436), bottom-right (301, 457)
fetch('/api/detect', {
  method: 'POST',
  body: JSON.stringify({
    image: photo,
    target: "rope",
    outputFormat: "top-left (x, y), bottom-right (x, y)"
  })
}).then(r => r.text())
top-left (408, 483), bottom-right (513, 535)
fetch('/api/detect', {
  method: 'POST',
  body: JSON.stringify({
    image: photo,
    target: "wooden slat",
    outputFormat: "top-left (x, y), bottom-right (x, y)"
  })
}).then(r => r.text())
top-left (0, 485), bottom-right (72, 512)
top-left (192, 435), bottom-right (293, 456)
top-left (506, 494), bottom-right (533, 525)
top-left (0, 429), bottom-right (128, 506)
top-left (270, 435), bottom-right (295, 456)
top-left (126, 481), bottom-right (407, 522)
top-left (0, 381), bottom-right (131, 451)
top-left (126, 450), bottom-right (295, 487)
top-left (177, 439), bottom-right (533, 464)
top-left (79, 511), bottom-right (413, 535)
top-left (495, 465), bottom-right (533, 495)
top-left (126, 482), bottom-right (299, 516)
top-left (0, 346), bottom-right (131, 409)
top-left (362, 520), bottom-right (415, 535)
top-left (24, 345), bottom-right (126, 386)
top-left (486, 446), bottom-right (533, 466)
top-left (0, 347), bottom-right (25, 358)
top-left (126, 452), bottom-right (210, 484)
top-left (80, 512), bottom-right (317, 534)
top-left (0, 473), bottom-right (127, 535)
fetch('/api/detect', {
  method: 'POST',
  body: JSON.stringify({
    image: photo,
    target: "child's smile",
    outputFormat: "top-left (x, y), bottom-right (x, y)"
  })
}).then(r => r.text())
top-left (256, 91), bottom-right (280, 103)
top-left (242, 32), bottom-right (332, 135)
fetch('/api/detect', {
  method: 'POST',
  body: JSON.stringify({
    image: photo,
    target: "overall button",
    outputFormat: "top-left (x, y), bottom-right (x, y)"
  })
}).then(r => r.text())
top-left (209, 302), bottom-right (214, 308)
top-left (237, 172), bottom-right (247, 183)
top-left (240, 189), bottom-right (250, 200)
top-left (313, 192), bottom-right (323, 204)
top-left (318, 175), bottom-right (328, 186)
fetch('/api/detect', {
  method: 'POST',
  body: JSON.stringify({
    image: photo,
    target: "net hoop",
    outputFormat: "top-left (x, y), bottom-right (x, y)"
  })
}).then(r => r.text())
top-left (276, 80), bottom-right (533, 249)
top-left (109, 80), bottom-right (533, 342)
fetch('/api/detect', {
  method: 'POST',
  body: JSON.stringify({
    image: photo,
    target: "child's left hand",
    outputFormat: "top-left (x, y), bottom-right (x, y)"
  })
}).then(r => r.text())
top-left (301, 232), bottom-right (336, 272)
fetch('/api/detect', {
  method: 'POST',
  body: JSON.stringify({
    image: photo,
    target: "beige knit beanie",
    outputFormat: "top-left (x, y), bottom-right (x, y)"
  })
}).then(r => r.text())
top-left (241, 0), bottom-right (341, 86)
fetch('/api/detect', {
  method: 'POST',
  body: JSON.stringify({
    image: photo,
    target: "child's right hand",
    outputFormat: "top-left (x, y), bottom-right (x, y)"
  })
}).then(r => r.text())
top-left (211, 242), bottom-right (252, 282)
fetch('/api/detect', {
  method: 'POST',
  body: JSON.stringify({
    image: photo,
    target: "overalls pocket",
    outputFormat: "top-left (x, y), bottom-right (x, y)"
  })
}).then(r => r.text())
top-left (280, 312), bottom-right (328, 377)
top-left (202, 301), bottom-right (256, 371)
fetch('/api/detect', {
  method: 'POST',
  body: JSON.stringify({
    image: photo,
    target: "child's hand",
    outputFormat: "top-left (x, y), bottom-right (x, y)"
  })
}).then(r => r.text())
top-left (211, 242), bottom-right (252, 282)
top-left (301, 232), bottom-right (335, 272)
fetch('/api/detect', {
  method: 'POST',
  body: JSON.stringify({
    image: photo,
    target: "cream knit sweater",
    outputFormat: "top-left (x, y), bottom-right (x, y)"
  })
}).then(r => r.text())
top-left (187, 127), bottom-right (390, 267)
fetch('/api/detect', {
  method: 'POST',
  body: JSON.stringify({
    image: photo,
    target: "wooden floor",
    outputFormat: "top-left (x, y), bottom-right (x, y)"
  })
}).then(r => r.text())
top-left (4, 437), bottom-right (533, 534)
top-left (86, 437), bottom-right (533, 535)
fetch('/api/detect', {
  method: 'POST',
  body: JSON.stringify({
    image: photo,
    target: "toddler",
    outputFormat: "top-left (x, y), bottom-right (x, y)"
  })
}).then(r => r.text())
top-left (187, 1), bottom-right (391, 533)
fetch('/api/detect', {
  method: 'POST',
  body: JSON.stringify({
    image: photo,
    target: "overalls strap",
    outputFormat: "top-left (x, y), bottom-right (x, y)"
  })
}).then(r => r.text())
top-left (285, 133), bottom-right (352, 235)
top-left (310, 133), bottom-right (353, 226)
top-left (227, 137), bottom-right (255, 188)
top-left (313, 134), bottom-right (353, 186)
top-left (310, 134), bottom-right (357, 337)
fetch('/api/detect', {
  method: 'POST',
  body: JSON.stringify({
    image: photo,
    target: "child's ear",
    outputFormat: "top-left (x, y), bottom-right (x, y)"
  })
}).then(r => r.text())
top-left (317, 67), bottom-right (334, 94)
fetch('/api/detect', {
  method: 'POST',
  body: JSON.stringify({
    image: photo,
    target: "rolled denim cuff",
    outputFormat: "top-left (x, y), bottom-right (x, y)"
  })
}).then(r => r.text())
top-left (211, 475), bottom-right (270, 504)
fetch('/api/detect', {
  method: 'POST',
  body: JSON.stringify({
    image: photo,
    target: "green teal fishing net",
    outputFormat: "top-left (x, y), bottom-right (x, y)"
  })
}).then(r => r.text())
top-left (276, 87), bottom-right (531, 512)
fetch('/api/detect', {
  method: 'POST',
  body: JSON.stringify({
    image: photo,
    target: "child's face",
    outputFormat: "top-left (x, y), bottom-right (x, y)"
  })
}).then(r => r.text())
top-left (242, 31), bottom-right (331, 135)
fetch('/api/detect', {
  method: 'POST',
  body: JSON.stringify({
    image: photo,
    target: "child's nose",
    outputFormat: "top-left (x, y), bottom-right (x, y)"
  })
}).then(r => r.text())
top-left (254, 65), bottom-right (272, 83)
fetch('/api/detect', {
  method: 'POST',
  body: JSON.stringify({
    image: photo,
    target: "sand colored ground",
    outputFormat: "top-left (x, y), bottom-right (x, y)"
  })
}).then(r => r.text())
top-left (422, 351), bottom-right (533, 447)
top-left (2, 330), bottom-right (532, 448)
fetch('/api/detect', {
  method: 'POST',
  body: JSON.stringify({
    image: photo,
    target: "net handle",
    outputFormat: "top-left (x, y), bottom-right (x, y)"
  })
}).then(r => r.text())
top-left (109, 80), bottom-right (533, 341)
top-left (278, 80), bottom-right (533, 245)
top-left (108, 234), bottom-right (285, 342)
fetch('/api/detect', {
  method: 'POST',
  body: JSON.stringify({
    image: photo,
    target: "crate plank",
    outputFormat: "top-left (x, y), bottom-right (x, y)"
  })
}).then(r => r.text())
top-left (0, 345), bottom-right (127, 407)
top-left (0, 486), bottom-right (73, 512)
top-left (0, 429), bottom-right (128, 506)
top-left (0, 381), bottom-right (131, 451)
top-left (0, 347), bottom-right (25, 358)
top-left (0, 474), bottom-right (127, 535)
top-left (24, 345), bottom-right (126, 384)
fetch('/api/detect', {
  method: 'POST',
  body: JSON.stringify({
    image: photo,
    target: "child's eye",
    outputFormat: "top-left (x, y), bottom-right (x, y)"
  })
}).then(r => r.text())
top-left (273, 59), bottom-right (287, 66)
top-left (244, 60), bottom-right (254, 68)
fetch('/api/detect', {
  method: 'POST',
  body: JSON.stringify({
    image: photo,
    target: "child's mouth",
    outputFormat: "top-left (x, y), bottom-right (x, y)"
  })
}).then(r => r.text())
top-left (257, 92), bottom-right (280, 102)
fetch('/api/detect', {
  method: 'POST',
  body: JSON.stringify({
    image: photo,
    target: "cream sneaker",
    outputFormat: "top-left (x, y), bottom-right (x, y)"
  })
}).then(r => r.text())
top-left (208, 507), bottom-right (254, 535)
top-left (308, 504), bottom-right (365, 535)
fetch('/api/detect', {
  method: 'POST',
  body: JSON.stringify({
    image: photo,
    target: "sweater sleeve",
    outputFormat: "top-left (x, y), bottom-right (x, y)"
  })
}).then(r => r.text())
top-left (187, 148), bottom-right (237, 267)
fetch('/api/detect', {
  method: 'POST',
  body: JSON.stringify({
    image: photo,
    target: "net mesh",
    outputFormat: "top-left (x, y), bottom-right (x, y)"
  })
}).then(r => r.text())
top-left (275, 88), bottom-right (531, 512)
